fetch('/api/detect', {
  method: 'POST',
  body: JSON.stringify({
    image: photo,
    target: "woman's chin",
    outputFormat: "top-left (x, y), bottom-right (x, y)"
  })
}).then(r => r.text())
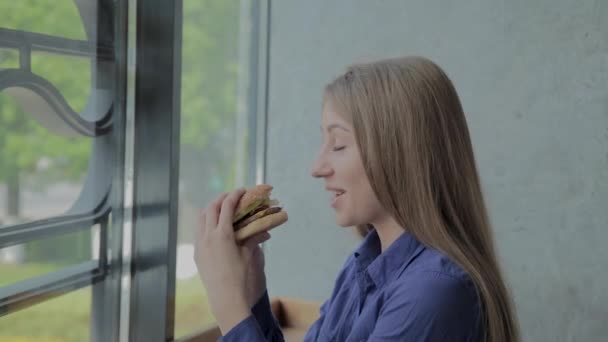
top-left (335, 214), bottom-right (356, 228)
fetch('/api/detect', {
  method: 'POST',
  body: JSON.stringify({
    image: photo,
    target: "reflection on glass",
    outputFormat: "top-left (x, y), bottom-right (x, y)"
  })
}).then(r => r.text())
top-left (175, 0), bottom-right (256, 337)
top-left (0, 287), bottom-right (91, 342)
top-left (0, 225), bottom-right (98, 287)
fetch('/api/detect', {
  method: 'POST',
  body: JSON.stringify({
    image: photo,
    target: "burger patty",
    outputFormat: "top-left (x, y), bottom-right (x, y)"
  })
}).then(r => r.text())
top-left (233, 205), bottom-right (268, 227)
top-left (234, 206), bottom-right (282, 231)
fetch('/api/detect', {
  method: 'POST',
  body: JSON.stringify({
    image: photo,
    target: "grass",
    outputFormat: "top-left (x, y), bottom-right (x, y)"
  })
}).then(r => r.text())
top-left (0, 263), bottom-right (62, 286)
top-left (0, 284), bottom-right (90, 342)
top-left (0, 264), bottom-right (216, 342)
top-left (174, 277), bottom-right (217, 338)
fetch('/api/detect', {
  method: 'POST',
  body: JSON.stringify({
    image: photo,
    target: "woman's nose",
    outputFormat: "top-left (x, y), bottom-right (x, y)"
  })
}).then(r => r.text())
top-left (310, 154), bottom-right (333, 178)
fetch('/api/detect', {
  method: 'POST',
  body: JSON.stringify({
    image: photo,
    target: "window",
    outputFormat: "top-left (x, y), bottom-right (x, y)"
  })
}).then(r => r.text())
top-left (0, 1), bottom-right (96, 227)
top-left (175, 0), bottom-right (268, 337)
top-left (1, 1), bottom-right (268, 341)
top-left (1, 1), bottom-right (118, 341)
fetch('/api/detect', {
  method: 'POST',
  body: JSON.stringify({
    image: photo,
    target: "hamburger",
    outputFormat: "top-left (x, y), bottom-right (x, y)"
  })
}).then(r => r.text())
top-left (232, 184), bottom-right (288, 242)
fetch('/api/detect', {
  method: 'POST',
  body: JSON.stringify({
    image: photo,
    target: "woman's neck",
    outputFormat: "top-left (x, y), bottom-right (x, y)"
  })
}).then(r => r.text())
top-left (371, 216), bottom-right (405, 252)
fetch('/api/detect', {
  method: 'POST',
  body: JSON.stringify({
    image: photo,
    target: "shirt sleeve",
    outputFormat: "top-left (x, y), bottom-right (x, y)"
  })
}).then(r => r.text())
top-left (367, 271), bottom-right (480, 341)
top-left (219, 290), bottom-right (285, 342)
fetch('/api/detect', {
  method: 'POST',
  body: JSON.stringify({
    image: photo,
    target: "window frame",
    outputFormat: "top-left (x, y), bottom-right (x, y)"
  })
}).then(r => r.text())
top-left (0, 0), bottom-right (270, 340)
top-left (125, 0), bottom-right (182, 340)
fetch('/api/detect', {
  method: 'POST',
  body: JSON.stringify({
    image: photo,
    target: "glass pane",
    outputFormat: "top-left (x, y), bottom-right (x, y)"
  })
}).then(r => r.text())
top-left (0, 2), bottom-right (86, 40)
top-left (0, 1), bottom-right (103, 229)
top-left (0, 287), bottom-right (91, 342)
top-left (31, 52), bottom-right (92, 114)
top-left (175, 0), bottom-right (256, 337)
top-left (0, 94), bottom-right (92, 228)
top-left (0, 225), bottom-right (98, 287)
top-left (0, 48), bottom-right (19, 69)
top-left (0, 3), bottom-right (108, 342)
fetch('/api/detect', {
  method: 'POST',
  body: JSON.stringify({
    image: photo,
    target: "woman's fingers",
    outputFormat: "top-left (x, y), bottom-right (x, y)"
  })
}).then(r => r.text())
top-left (206, 192), bottom-right (228, 230)
top-left (241, 232), bottom-right (271, 260)
top-left (242, 232), bottom-right (271, 248)
top-left (194, 209), bottom-right (208, 267)
top-left (196, 209), bottom-right (206, 241)
top-left (218, 188), bottom-right (246, 233)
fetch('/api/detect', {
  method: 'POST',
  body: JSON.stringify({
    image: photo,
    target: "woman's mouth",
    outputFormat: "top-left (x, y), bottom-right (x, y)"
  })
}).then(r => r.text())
top-left (331, 190), bottom-right (345, 208)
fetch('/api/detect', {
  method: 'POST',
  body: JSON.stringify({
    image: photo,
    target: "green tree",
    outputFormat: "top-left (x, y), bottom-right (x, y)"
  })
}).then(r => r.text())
top-left (0, 1), bottom-right (91, 220)
top-left (1, 0), bottom-right (244, 221)
top-left (180, 0), bottom-right (243, 198)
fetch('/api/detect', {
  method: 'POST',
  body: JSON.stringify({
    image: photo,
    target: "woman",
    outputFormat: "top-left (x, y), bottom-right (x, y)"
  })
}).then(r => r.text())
top-left (195, 56), bottom-right (520, 341)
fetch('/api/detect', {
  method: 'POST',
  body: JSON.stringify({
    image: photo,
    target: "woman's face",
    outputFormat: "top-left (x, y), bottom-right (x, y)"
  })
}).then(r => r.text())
top-left (310, 100), bottom-right (387, 227)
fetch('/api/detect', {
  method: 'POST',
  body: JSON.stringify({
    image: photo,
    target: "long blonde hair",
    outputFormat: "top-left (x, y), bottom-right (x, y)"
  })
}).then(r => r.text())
top-left (325, 56), bottom-right (520, 342)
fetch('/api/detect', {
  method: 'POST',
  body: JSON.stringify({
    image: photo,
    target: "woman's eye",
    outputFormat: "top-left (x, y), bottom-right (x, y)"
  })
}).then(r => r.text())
top-left (332, 146), bottom-right (346, 152)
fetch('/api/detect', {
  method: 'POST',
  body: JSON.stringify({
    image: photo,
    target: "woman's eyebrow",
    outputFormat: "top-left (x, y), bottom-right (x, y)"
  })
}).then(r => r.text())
top-left (320, 123), bottom-right (351, 133)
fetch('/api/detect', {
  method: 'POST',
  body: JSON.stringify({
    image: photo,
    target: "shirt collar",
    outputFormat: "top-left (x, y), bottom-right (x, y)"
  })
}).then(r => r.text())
top-left (353, 227), bottom-right (425, 289)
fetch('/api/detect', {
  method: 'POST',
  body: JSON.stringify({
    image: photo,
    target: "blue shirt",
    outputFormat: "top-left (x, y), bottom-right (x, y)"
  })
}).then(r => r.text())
top-left (220, 228), bottom-right (481, 341)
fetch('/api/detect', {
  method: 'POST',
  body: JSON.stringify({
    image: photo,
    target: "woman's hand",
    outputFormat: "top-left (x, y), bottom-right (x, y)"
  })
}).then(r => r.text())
top-left (194, 188), bottom-right (271, 334)
top-left (245, 239), bottom-right (268, 308)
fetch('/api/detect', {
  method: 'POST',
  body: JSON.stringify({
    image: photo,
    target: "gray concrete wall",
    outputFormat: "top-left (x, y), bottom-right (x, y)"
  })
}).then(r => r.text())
top-left (263, 1), bottom-right (608, 340)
